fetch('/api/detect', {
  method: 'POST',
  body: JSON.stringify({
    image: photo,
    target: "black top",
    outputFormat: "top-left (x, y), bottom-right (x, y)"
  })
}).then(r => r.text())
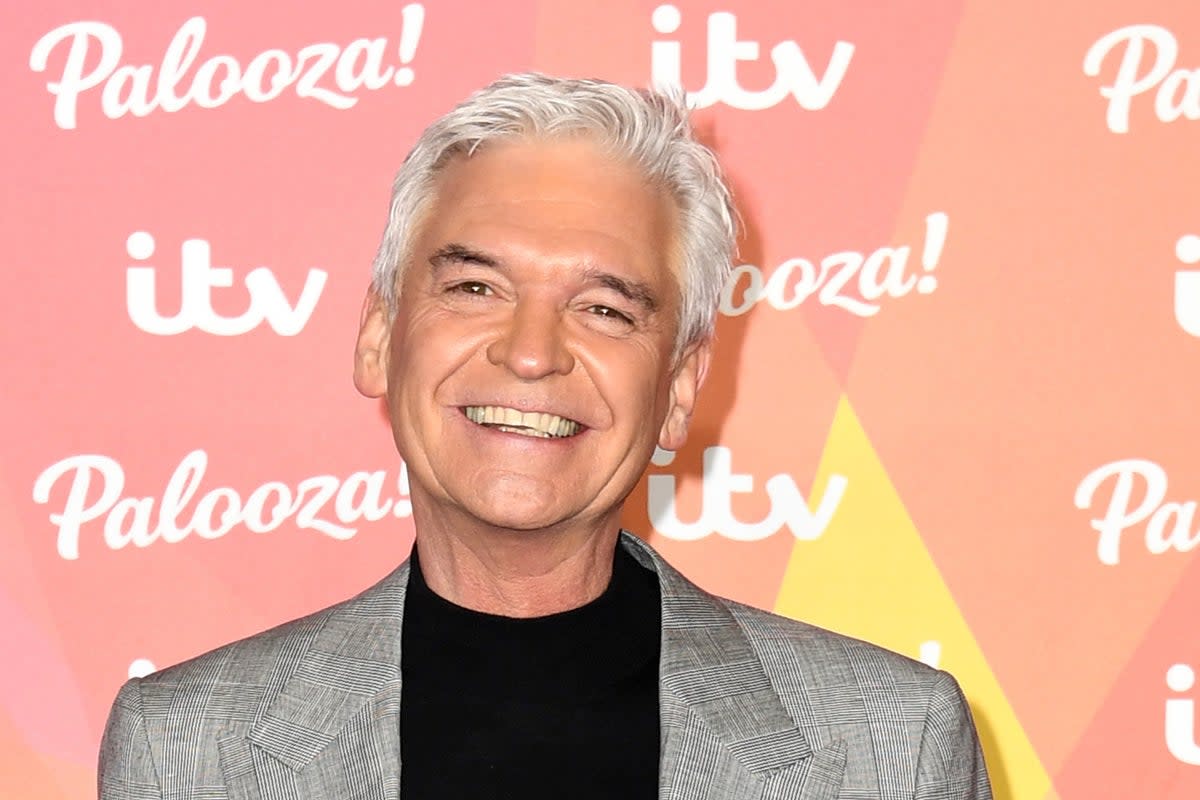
top-left (399, 540), bottom-right (661, 799)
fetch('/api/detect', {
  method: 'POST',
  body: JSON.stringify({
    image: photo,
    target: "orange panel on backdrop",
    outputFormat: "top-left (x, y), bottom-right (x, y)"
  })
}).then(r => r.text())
top-left (3, 1), bottom-right (1200, 797)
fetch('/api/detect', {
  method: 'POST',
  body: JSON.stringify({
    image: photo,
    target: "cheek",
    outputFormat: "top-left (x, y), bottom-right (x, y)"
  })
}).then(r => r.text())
top-left (388, 317), bottom-right (484, 403)
top-left (586, 344), bottom-right (672, 413)
top-left (384, 319), bottom-right (433, 414)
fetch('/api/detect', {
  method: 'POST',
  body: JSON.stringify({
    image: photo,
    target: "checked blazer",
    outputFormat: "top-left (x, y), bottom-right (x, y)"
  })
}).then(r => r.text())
top-left (99, 532), bottom-right (993, 799)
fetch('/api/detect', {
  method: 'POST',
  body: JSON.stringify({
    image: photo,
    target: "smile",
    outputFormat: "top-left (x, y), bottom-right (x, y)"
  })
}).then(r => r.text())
top-left (463, 405), bottom-right (581, 438)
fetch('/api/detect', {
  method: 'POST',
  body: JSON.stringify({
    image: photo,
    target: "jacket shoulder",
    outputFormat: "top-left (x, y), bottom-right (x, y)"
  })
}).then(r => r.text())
top-left (99, 566), bottom-right (408, 799)
top-left (719, 595), bottom-right (947, 701)
top-left (136, 563), bottom-right (405, 705)
top-left (718, 597), bottom-right (990, 796)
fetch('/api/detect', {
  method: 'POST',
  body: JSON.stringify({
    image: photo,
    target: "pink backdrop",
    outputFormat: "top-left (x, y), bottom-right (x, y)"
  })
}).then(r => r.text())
top-left (4, 2), bottom-right (1200, 797)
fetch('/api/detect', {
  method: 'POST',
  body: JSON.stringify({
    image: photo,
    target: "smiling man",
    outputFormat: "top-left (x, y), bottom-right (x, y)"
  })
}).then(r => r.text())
top-left (100, 74), bottom-right (992, 800)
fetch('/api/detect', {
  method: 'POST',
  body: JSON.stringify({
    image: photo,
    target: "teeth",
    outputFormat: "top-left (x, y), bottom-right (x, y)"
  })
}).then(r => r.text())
top-left (496, 425), bottom-right (550, 438)
top-left (464, 405), bottom-right (579, 437)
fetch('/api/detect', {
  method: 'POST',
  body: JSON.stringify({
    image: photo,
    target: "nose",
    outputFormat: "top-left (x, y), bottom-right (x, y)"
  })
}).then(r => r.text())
top-left (485, 299), bottom-right (576, 379)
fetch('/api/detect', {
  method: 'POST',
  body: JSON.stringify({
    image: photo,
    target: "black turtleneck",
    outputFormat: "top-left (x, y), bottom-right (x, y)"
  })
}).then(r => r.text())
top-left (399, 540), bottom-right (661, 799)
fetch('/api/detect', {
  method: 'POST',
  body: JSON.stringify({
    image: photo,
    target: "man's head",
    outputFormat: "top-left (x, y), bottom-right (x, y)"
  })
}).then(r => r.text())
top-left (354, 73), bottom-right (736, 537)
top-left (369, 72), bottom-right (736, 358)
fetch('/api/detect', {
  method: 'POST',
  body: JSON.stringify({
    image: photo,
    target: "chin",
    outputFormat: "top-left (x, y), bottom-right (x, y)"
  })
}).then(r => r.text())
top-left (458, 475), bottom-right (578, 530)
top-left (465, 501), bottom-right (575, 534)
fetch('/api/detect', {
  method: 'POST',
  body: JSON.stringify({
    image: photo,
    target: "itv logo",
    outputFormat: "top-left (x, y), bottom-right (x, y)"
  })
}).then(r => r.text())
top-left (124, 231), bottom-right (327, 336)
top-left (1174, 233), bottom-right (1200, 337)
top-left (648, 445), bottom-right (848, 542)
top-left (650, 3), bottom-right (855, 111)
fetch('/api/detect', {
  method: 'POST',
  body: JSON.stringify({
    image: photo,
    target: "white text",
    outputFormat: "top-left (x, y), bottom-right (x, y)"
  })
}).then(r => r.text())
top-left (1167, 663), bottom-right (1200, 765)
top-left (648, 446), bottom-right (847, 541)
top-left (32, 450), bottom-right (412, 560)
top-left (1084, 25), bottom-right (1200, 134)
top-left (720, 212), bottom-right (947, 318)
top-left (650, 4), bottom-right (853, 111)
top-left (29, 7), bottom-right (425, 130)
top-left (125, 231), bottom-right (327, 336)
top-left (1075, 459), bottom-right (1199, 565)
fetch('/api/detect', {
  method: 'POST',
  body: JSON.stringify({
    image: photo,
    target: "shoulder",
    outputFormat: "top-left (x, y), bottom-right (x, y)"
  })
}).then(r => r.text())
top-left (626, 533), bottom-right (946, 700)
top-left (724, 597), bottom-right (989, 795)
top-left (719, 593), bottom-right (955, 703)
top-left (715, 594), bottom-right (983, 773)
top-left (627, 531), bottom-right (949, 704)
top-left (99, 607), bottom-right (339, 800)
top-left (133, 562), bottom-right (407, 711)
top-left (725, 597), bottom-right (932, 676)
top-left (100, 565), bottom-right (409, 797)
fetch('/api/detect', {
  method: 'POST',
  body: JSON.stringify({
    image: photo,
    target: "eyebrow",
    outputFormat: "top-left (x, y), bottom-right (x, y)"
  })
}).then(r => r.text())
top-left (582, 268), bottom-right (660, 314)
top-left (429, 243), bottom-right (499, 269)
top-left (428, 242), bottom-right (661, 314)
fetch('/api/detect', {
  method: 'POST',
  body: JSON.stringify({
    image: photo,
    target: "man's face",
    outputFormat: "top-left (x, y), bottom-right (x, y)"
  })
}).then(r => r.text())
top-left (355, 137), bottom-right (709, 535)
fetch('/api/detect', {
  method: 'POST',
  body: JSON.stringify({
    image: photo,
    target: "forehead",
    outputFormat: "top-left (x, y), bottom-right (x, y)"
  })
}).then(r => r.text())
top-left (414, 137), bottom-right (679, 284)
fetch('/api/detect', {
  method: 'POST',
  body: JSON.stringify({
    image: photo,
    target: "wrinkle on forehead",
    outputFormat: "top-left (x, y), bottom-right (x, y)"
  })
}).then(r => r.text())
top-left (421, 137), bottom-right (682, 288)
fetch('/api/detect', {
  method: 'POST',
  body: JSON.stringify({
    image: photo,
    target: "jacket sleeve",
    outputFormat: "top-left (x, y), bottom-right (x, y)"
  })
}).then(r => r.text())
top-left (98, 679), bottom-right (164, 800)
top-left (914, 671), bottom-right (993, 800)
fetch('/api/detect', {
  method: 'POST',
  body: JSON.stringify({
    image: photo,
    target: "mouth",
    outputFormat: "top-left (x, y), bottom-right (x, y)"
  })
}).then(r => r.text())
top-left (463, 405), bottom-right (582, 439)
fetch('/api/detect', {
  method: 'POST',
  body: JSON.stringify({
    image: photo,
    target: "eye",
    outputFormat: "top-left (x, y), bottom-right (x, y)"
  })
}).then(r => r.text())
top-left (587, 305), bottom-right (634, 324)
top-left (449, 281), bottom-right (493, 296)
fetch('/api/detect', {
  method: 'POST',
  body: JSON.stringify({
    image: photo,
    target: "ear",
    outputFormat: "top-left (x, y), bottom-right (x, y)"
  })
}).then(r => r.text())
top-left (658, 339), bottom-right (712, 452)
top-left (353, 289), bottom-right (391, 398)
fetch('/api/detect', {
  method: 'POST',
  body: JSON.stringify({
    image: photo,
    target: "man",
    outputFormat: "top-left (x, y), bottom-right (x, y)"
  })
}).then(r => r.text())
top-left (100, 73), bottom-right (992, 799)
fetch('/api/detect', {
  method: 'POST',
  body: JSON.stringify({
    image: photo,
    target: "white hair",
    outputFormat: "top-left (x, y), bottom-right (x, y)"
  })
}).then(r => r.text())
top-left (370, 72), bottom-right (737, 354)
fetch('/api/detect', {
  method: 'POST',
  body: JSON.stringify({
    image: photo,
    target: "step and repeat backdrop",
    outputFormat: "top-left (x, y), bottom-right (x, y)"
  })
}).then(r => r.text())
top-left (3, 1), bottom-right (1199, 797)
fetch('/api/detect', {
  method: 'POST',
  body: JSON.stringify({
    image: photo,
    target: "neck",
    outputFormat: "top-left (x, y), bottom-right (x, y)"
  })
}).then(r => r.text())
top-left (409, 499), bottom-right (623, 618)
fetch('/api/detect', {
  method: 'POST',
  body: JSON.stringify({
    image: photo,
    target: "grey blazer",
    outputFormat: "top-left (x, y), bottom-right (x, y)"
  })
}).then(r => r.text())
top-left (99, 533), bottom-right (992, 799)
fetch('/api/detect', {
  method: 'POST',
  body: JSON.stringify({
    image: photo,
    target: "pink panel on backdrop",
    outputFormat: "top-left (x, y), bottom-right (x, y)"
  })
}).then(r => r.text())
top-left (3, 0), bottom-right (1200, 797)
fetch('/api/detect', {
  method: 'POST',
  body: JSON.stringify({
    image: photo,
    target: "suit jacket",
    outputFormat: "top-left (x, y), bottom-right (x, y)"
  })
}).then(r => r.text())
top-left (99, 532), bottom-right (992, 799)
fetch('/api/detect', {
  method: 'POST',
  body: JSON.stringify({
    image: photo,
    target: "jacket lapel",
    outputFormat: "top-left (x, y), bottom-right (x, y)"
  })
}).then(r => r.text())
top-left (223, 563), bottom-right (411, 800)
top-left (622, 534), bottom-right (846, 800)
top-left (220, 535), bottom-right (845, 800)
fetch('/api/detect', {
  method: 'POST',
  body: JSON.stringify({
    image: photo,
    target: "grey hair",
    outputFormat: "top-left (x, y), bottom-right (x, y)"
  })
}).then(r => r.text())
top-left (369, 72), bottom-right (736, 355)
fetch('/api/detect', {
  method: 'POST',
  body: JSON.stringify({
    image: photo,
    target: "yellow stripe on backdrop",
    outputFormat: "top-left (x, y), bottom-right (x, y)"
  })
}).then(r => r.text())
top-left (774, 395), bottom-right (1050, 800)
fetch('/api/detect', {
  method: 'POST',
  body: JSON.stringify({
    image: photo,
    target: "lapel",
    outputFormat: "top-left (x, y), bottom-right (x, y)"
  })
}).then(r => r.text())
top-left (222, 563), bottom-right (411, 800)
top-left (220, 534), bottom-right (844, 800)
top-left (622, 534), bottom-right (846, 800)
